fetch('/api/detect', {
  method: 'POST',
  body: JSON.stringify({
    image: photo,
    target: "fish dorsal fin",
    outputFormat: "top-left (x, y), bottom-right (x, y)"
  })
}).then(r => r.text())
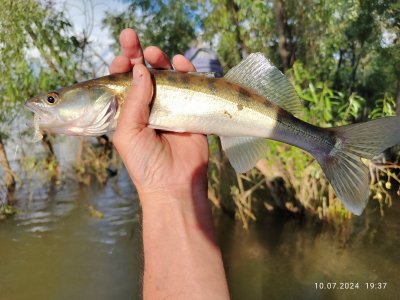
top-left (220, 136), bottom-right (268, 173)
top-left (224, 53), bottom-right (303, 118)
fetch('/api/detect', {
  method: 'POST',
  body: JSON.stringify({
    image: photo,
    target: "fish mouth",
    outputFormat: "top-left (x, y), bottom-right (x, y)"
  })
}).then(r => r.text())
top-left (24, 98), bottom-right (54, 130)
top-left (24, 101), bottom-right (37, 128)
top-left (24, 99), bottom-right (48, 118)
top-left (24, 99), bottom-right (39, 113)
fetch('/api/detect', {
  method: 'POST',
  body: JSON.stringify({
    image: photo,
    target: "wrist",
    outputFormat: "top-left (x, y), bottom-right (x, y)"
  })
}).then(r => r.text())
top-left (137, 174), bottom-right (207, 201)
top-left (138, 182), bottom-right (209, 212)
top-left (139, 184), bottom-right (217, 249)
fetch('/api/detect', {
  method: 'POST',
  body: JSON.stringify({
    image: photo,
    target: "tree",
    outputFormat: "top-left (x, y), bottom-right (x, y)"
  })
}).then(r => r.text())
top-left (200, 0), bottom-right (398, 108)
top-left (201, 0), bottom-right (247, 71)
top-left (103, 0), bottom-right (199, 58)
top-left (0, 0), bottom-right (87, 200)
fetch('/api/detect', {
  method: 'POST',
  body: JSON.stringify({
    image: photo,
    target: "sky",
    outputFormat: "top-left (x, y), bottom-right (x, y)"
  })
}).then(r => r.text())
top-left (55, 0), bottom-right (130, 75)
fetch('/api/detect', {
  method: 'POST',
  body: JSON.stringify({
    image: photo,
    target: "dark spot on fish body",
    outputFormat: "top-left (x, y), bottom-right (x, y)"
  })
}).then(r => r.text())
top-left (179, 74), bottom-right (191, 89)
top-left (207, 78), bottom-right (217, 95)
top-left (224, 111), bottom-right (233, 119)
top-left (237, 104), bottom-right (243, 111)
top-left (166, 72), bottom-right (176, 84)
top-left (261, 95), bottom-right (281, 110)
top-left (198, 76), bottom-right (207, 83)
top-left (275, 106), bottom-right (293, 119)
top-left (238, 86), bottom-right (252, 102)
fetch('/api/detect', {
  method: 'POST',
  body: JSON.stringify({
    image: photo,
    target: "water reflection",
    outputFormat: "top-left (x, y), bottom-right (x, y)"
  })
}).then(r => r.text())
top-left (216, 197), bottom-right (400, 300)
top-left (0, 167), bottom-right (143, 300)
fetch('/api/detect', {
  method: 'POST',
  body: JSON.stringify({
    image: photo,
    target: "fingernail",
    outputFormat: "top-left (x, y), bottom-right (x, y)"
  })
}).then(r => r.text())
top-left (132, 65), bottom-right (143, 83)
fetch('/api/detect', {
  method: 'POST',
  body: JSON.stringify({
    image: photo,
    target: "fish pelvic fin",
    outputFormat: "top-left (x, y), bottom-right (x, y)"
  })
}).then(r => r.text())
top-left (317, 116), bottom-right (400, 215)
top-left (224, 53), bottom-right (303, 118)
top-left (220, 136), bottom-right (269, 173)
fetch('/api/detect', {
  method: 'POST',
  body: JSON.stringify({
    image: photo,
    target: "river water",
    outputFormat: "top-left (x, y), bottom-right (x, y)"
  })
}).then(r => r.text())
top-left (1, 136), bottom-right (399, 299)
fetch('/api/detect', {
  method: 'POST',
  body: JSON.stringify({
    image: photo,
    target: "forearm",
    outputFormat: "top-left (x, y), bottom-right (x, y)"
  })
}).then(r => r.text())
top-left (139, 186), bottom-right (230, 299)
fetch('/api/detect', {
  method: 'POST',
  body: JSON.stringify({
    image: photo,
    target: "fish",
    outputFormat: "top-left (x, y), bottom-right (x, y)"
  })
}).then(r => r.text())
top-left (25, 53), bottom-right (400, 215)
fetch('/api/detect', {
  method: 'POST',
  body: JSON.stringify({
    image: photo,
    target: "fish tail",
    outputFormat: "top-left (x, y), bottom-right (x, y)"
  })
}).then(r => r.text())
top-left (316, 116), bottom-right (400, 215)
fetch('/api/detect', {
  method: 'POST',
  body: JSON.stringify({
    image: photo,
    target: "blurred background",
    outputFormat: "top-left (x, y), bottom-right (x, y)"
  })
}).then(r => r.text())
top-left (0, 0), bottom-right (399, 299)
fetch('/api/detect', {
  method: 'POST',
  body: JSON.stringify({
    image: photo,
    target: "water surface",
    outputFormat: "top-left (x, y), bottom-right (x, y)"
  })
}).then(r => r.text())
top-left (1, 135), bottom-right (399, 299)
top-left (216, 199), bottom-right (400, 299)
top-left (0, 167), bottom-right (143, 300)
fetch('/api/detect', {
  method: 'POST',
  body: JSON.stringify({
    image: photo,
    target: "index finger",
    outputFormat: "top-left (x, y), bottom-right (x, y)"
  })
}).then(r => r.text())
top-left (119, 28), bottom-right (145, 65)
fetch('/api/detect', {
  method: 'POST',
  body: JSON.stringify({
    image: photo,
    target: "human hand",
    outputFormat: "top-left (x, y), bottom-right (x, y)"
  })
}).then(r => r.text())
top-left (110, 29), bottom-right (209, 199)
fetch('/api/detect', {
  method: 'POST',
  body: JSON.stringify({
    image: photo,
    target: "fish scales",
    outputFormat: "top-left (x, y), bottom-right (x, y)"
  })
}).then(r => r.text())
top-left (149, 70), bottom-right (335, 155)
top-left (148, 70), bottom-right (280, 138)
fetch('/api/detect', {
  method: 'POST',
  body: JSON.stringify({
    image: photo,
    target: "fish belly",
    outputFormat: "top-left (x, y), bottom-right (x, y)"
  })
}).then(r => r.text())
top-left (148, 85), bottom-right (277, 137)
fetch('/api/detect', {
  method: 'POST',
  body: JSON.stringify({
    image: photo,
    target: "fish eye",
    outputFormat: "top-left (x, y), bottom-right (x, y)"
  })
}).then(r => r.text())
top-left (46, 92), bottom-right (59, 105)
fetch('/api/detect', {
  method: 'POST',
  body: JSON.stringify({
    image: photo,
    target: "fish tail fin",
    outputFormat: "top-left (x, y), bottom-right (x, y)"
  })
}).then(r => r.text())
top-left (316, 116), bottom-right (400, 215)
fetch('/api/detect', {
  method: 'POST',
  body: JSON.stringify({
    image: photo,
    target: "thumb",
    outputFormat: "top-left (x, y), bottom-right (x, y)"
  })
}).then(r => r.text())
top-left (115, 64), bottom-right (153, 138)
top-left (113, 64), bottom-right (154, 154)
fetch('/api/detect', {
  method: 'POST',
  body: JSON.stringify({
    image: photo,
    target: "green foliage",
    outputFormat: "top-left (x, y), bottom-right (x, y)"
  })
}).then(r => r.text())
top-left (74, 140), bottom-right (115, 185)
top-left (0, 0), bottom-right (88, 140)
top-left (103, 0), bottom-right (398, 108)
top-left (103, 0), bottom-right (199, 57)
top-left (369, 94), bottom-right (397, 119)
top-left (199, 0), bottom-right (398, 104)
top-left (291, 62), bottom-right (366, 126)
top-left (0, 203), bottom-right (18, 219)
top-left (0, 1), bottom-right (102, 202)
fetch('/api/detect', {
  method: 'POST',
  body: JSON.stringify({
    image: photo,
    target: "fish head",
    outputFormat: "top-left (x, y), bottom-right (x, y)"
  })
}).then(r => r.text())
top-left (25, 85), bottom-right (120, 136)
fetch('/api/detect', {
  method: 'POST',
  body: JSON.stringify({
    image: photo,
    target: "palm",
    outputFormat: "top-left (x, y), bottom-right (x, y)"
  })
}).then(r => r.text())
top-left (162, 133), bottom-right (208, 182)
top-left (122, 127), bottom-right (208, 192)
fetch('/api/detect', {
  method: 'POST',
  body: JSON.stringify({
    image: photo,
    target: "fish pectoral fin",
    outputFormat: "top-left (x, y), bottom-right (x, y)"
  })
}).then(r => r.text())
top-left (220, 136), bottom-right (268, 173)
top-left (224, 53), bottom-right (303, 118)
